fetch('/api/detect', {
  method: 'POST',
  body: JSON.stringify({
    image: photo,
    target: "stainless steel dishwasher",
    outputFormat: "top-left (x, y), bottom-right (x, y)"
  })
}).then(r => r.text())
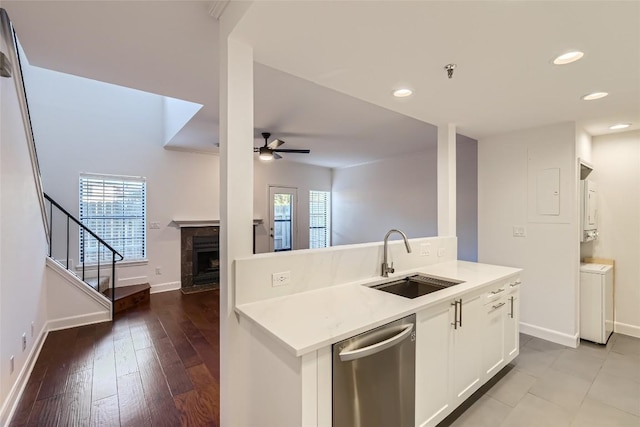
top-left (333, 314), bottom-right (416, 427)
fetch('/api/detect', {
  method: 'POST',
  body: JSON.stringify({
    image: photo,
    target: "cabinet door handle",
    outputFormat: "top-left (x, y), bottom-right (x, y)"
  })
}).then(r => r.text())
top-left (491, 302), bottom-right (506, 310)
top-left (509, 296), bottom-right (514, 318)
top-left (490, 288), bottom-right (505, 295)
top-left (459, 299), bottom-right (463, 327)
top-left (510, 280), bottom-right (521, 288)
top-left (451, 300), bottom-right (459, 329)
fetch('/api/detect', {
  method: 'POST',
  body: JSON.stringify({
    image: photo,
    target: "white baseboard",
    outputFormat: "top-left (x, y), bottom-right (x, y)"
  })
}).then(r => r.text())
top-left (150, 281), bottom-right (181, 294)
top-left (520, 322), bottom-right (579, 348)
top-left (47, 311), bottom-right (112, 332)
top-left (614, 321), bottom-right (640, 339)
top-left (0, 325), bottom-right (48, 426)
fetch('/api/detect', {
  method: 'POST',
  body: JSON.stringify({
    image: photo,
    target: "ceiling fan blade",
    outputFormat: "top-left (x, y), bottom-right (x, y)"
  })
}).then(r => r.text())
top-left (273, 152), bottom-right (283, 160)
top-left (273, 149), bottom-right (311, 154)
top-left (267, 138), bottom-right (285, 149)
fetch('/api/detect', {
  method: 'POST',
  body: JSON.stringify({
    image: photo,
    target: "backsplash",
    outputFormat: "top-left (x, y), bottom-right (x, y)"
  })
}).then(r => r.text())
top-left (235, 236), bottom-right (457, 305)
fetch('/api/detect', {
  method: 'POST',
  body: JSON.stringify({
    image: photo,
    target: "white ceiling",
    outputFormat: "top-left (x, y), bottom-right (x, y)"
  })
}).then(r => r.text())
top-left (3, 1), bottom-right (639, 168)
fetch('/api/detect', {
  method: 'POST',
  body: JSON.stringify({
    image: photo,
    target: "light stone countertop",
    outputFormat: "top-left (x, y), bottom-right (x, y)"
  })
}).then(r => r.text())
top-left (235, 260), bottom-right (522, 357)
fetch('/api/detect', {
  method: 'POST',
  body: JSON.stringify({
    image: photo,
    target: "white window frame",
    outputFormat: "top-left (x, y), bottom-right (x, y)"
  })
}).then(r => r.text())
top-left (309, 190), bottom-right (331, 249)
top-left (79, 173), bottom-right (147, 264)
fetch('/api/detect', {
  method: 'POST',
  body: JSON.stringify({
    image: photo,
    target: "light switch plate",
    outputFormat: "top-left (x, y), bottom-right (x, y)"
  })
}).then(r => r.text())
top-left (9, 356), bottom-right (14, 374)
top-left (149, 221), bottom-right (161, 229)
top-left (272, 271), bottom-right (291, 287)
top-left (513, 225), bottom-right (526, 237)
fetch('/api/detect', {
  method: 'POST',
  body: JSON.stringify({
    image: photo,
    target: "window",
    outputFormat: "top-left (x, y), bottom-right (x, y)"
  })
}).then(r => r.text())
top-left (309, 190), bottom-right (330, 248)
top-left (79, 174), bottom-right (146, 263)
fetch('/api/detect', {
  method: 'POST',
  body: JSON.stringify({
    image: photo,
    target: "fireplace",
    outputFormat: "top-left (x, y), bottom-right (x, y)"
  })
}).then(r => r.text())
top-left (192, 236), bottom-right (219, 286)
top-left (181, 226), bottom-right (219, 292)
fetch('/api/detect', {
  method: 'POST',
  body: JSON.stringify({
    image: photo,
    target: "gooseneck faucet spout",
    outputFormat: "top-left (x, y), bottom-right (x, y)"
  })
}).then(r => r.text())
top-left (381, 229), bottom-right (412, 277)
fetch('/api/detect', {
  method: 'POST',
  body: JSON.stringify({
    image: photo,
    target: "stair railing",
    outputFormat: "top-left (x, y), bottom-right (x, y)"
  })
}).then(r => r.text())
top-left (44, 193), bottom-right (123, 317)
top-left (1, 9), bottom-right (50, 243)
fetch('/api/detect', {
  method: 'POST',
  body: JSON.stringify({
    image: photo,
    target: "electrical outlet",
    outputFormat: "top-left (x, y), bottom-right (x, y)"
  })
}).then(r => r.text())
top-left (155, 267), bottom-right (162, 275)
top-left (9, 356), bottom-right (14, 374)
top-left (272, 271), bottom-right (291, 287)
top-left (437, 248), bottom-right (445, 257)
top-left (149, 221), bottom-right (161, 229)
top-left (420, 243), bottom-right (431, 257)
top-left (22, 333), bottom-right (26, 352)
top-left (31, 321), bottom-right (34, 338)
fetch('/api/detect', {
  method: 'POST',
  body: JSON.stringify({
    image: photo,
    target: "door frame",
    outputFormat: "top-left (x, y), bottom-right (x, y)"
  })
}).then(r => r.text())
top-left (268, 185), bottom-right (298, 252)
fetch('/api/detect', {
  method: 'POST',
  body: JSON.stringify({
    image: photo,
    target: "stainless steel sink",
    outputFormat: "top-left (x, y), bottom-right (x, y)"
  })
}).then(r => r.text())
top-left (371, 274), bottom-right (464, 299)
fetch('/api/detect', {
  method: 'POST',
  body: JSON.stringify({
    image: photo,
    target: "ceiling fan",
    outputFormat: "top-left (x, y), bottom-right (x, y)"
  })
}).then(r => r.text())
top-left (255, 132), bottom-right (311, 161)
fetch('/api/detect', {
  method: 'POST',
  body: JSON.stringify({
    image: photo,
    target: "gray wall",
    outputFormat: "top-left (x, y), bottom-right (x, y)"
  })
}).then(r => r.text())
top-left (457, 134), bottom-right (478, 261)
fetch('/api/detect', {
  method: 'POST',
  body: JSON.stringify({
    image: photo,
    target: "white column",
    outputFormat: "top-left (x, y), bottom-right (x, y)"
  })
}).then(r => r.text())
top-left (438, 124), bottom-right (457, 236)
top-left (219, 3), bottom-right (254, 426)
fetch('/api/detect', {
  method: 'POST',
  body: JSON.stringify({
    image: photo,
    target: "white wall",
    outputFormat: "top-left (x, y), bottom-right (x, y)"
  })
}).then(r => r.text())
top-left (0, 55), bottom-right (49, 423)
top-left (331, 147), bottom-right (438, 246)
top-left (24, 65), bottom-right (220, 292)
top-left (588, 130), bottom-right (640, 337)
top-left (253, 159), bottom-right (331, 254)
top-left (478, 122), bottom-right (580, 346)
top-left (457, 134), bottom-right (478, 261)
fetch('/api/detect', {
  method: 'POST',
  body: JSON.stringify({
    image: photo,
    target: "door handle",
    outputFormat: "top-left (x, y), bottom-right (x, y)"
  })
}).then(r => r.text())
top-left (339, 324), bottom-right (414, 362)
top-left (509, 296), bottom-right (514, 318)
top-left (490, 288), bottom-right (505, 295)
top-left (451, 299), bottom-right (462, 329)
top-left (491, 302), bottom-right (506, 311)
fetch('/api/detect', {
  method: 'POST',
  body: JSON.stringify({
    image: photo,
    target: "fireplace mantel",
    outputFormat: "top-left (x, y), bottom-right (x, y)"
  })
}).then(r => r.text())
top-left (172, 219), bottom-right (263, 228)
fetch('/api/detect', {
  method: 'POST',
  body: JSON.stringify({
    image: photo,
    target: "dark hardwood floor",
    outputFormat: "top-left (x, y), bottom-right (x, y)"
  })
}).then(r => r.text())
top-left (9, 289), bottom-right (220, 427)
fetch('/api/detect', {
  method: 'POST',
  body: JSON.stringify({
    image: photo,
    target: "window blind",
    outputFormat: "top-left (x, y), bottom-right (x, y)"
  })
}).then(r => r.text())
top-left (309, 190), bottom-right (330, 248)
top-left (79, 174), bottom-right (146, 263)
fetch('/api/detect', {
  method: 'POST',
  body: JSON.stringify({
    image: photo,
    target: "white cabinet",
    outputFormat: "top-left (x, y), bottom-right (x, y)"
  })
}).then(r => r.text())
top-left (416, 292), bottom-right (483, 427)
top-left (415, 302), bottom-right (452, 427)
top-left (451, 294), bottom-right (483, 405)
top-left (504, 281), bottom-right (520, 362)
top-left (482, 298), bottom-right (506, 379)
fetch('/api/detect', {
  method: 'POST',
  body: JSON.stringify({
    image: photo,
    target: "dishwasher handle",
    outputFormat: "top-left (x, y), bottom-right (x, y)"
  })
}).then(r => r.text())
top-left (339, 324), bottom-right (414, 362)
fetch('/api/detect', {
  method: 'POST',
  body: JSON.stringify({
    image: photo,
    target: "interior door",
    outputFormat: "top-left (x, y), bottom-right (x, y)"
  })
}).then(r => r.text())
top-left (269, 186), bottom-right (298, 252)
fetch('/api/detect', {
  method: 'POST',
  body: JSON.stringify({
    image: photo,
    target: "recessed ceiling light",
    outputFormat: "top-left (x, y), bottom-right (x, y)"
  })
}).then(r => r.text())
top-left (582, 92), bottom-right (608, 101)
top-left (609, 123), bottom-right (631, 130)
top-left (553, 51), bottom-right (584, 65)
top-left (393, 88), bottom-right (413, 98)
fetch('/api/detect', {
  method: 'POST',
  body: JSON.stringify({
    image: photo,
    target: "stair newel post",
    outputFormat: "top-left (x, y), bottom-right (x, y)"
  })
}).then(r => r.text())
top-left (82, 229), bottom-right (86, 281)
top-left (111, 251), bottom-right (116, 318)
top-left (66, 216), bottom-right (70, 269)
top-left (48, 200), bottom-right (53, 257)
top-left (97, 243), bottom-right (100, 291)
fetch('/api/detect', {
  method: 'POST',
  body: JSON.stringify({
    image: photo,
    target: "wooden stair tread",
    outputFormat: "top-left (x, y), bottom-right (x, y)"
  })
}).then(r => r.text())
top-left (103, 283), bottom-right (150, 301)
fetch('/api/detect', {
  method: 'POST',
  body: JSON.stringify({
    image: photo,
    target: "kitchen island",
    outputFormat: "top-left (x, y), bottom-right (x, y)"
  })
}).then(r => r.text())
top-left (235, 256), bottom-right (521, 427)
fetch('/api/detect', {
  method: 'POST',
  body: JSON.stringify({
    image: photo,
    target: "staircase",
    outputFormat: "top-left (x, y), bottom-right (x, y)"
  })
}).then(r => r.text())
top-left (103, 283), bottom-right (151, 314)
top-left (85, 276), bottom-right (150, 314)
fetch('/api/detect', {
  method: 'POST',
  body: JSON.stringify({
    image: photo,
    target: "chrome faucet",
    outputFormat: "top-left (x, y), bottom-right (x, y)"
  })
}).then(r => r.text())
top-left (381, 229), bottom-right (412, 277)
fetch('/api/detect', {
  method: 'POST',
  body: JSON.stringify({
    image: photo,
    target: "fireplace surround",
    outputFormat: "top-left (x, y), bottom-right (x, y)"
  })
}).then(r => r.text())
top-left (181, 226), bottom-right (219, 292)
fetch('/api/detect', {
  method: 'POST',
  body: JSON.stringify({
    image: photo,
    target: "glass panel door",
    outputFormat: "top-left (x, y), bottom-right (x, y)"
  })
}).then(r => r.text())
top-left (269, 186), bottom-right (297, 252)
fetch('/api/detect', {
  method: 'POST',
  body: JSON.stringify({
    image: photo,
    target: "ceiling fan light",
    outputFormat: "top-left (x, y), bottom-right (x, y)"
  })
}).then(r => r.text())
top-left (259, 147), bottom-right (273, 161)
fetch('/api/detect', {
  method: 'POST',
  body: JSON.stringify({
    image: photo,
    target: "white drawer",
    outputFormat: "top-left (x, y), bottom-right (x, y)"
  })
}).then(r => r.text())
top-left (483, 282), bottom-right (507, 305)
top-left (506, 278), bottom-right (522, 294)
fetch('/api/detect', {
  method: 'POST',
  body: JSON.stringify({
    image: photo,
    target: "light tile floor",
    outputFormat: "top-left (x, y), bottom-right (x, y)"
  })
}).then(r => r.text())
top-left (439, 333), bottom-right (640, 427)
